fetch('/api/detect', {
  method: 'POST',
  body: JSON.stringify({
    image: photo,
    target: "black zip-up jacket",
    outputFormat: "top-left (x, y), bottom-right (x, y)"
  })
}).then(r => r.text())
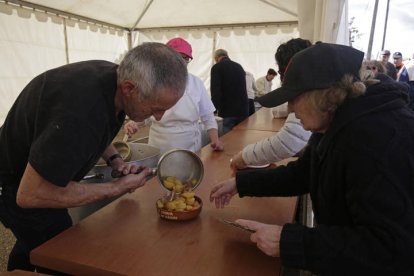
top-left (210, 57), bottom-right (248, 118)
top-left (236, 76), bottom-right (414, 275)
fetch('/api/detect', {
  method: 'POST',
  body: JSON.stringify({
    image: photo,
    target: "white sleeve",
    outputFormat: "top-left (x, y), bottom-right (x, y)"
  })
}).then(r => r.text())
top-left (200, 113), bottom-right (218, 130)
top-left (241, 113), bottom-right (311, 165)
top-left (188, 74), bottom-right (217, 130)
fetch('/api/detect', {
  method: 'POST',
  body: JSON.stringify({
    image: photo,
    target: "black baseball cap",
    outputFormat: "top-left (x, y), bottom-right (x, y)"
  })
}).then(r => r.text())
top-left (256, 43), bottom-right (364, 108)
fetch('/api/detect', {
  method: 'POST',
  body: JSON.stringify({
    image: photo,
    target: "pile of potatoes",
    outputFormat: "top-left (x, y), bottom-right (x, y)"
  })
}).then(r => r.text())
top-left (157, 176), bottom-right (200, 212)
top-left (156, 191), bottom-right (201, 212)
top-left (162, 176), bottom-right (198, 193)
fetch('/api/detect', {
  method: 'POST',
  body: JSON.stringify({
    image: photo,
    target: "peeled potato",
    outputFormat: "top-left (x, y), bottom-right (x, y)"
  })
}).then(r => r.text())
top-left (173, 183), bottom-right (184, 193)
top-left (181, 192), bottom-right (195, 199)
top-left (156, 200), bottom-right (164, 209)
top-left (185, 197), bottom-right (195, 205)
top-left (174, 178), bottom-right (183, 186)
top-left (163, 180), bottom-right (175, 190)
top-left (165, 201), bottom-right (176, 211)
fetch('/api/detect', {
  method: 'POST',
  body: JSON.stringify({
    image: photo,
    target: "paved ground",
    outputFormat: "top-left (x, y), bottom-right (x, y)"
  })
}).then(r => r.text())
top-left (0, 223), bottom-right (15, 272)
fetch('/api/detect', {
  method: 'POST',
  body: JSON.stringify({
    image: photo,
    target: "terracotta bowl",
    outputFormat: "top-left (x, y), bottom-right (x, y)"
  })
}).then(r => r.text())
top-left (156, 196), bottom-right (202, 221)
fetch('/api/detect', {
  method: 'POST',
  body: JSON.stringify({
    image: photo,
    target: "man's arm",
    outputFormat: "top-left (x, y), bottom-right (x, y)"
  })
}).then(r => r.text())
top-left (16, 162), bottom-right (150, 209)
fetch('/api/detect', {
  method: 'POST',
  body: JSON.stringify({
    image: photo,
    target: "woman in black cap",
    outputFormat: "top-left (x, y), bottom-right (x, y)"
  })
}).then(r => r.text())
top-left (210, 43), bottom-right (414, 275)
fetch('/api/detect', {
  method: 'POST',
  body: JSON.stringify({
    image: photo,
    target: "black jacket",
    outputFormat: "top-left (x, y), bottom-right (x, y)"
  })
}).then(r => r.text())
top-left (210, 57), bottom-right (248, 118)
top-left (236, 77), bottom-right (414, 275)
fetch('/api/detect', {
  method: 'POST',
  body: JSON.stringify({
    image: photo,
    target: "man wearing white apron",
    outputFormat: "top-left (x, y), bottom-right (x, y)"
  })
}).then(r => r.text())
top-left (125, 38), bottom-right (224, 154)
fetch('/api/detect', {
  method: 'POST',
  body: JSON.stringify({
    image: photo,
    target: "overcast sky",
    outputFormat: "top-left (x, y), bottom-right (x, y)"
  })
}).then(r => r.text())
top-left (348, 0), bottom-right (414, 60)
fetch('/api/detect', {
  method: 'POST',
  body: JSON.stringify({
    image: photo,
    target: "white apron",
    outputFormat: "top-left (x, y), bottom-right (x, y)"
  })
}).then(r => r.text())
top-left (148, 91), bottom-right (201, 154)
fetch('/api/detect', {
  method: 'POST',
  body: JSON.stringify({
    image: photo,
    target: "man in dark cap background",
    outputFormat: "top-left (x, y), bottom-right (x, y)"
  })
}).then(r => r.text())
top-left (379, 49), bottom-right (397, 80)
top-left (393, 51), bottom-right (409, 82)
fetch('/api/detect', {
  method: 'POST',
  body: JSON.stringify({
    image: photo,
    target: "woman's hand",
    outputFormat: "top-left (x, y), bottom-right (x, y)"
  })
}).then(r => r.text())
top-left (230, 151), bottom-right (247, 170)
top-left (235, 219), bottom-right (282, 257)
top-left (209, 178), bottom-right (238, 208)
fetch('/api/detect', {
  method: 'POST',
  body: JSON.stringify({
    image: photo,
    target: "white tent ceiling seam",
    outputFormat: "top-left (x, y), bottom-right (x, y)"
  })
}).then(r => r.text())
top-left (2, 0), bottom-right (128, 30)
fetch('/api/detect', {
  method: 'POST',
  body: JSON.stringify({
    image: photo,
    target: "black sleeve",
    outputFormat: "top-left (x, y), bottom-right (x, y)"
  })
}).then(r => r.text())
top-left (210, 65), bottom-right (222, 112)
top-left (235, 145), bottom-right (312, 197)
top-left (280, 143), bottom-right (414, 274)
top-left (29, 111), bottom-right (108, 187)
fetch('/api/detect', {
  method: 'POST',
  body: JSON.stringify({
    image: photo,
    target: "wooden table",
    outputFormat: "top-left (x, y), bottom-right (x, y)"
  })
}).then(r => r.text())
top-left (31, 130), bottom-right (297, 276)
top-left (233, 107), bottom-right (286, 131)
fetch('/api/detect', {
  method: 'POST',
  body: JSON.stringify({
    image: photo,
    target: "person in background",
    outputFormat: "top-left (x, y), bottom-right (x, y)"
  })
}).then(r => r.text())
top-left (124, 38), bottom-right (223, 154)
top-left (245, 71), bottom-right (258, 116)
top-left (0, 43), bottom-right (187, 273)
top-left (210, 43), bottom-right (414, 275)
top-left (379, 50), bottom-right (397, 80)
top-left (393, 52), bottom-right (409, 82)
top-left (231, 38), bottom-right (312, 170)
top-left (362, 59), bottom-right (386, 78)
top-left (255, 68), bottom-right (277, 97)
top-left (210, 49), bottom-right (248, 134)
top-left (393, 51), bottom-right (414, 109)
top-left (406, 59), bottom-right (414, 98)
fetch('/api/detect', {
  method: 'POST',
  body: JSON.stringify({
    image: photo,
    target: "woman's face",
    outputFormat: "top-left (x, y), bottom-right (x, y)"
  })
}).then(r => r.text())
top-left (288, 92), bottom-right (331, 133)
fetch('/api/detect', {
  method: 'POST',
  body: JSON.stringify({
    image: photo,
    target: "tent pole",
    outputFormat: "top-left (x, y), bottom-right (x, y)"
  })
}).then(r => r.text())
top-left (366, 0), bottom-right (379, 60)
top-left (381, 0), bottom-right (390, 51)
top-left (127, 32), bottom-right (132, 50)
top-left (63, 18), bottom-right (69, 64)
top-left (212, 31), bottom-right (218, 66)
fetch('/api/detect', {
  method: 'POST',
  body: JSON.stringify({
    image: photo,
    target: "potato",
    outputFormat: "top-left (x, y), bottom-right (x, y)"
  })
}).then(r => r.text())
top-left (185, 197), bottom-right (195, 205)
top-left (173, 183), bottom-right (184, 193)
top-left (181, 192), bottom-right (195, 199)
top-left (165, 201), bottom-right (176, 211)
top-left (163, 180), bottom-right (175, 190)
top-left (176, 201), bottom-right (187, 210)
top-left (174, 179), bottom-right (183, 186)
top-left (156, 199), bottom-right (164, 209)
top-left (165, 176), bottom-right (176, 182)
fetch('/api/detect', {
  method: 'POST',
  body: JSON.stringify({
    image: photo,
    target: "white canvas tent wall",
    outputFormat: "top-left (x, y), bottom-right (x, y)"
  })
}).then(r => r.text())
top-left (0, 0), bottom-right (348, 125)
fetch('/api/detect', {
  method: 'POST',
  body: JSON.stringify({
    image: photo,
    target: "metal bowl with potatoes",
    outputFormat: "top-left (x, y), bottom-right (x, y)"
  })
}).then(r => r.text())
top-left (154, 149), bottom-right (204, 221)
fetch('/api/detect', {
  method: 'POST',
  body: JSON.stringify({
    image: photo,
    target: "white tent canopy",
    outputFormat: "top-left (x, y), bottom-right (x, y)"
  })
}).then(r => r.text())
top-left (0, 0), bottom-right (349, 124)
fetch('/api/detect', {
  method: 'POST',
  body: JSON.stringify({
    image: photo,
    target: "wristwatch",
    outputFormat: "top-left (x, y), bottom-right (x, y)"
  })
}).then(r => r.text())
top-left (106, 153), bottom-right (122, 166)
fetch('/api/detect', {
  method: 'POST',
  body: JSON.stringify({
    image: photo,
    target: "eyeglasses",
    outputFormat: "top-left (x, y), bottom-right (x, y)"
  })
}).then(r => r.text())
top-left (181, 54), bottom-right (192, 63)
top-left (366, 66), bottom-right (377, 70)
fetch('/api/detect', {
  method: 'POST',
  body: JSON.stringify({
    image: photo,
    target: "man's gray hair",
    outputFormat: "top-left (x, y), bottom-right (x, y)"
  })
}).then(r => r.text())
top-left (118, 42), bottom-right (187, 99)
top-left (214, 49), bottom-right (228, 60)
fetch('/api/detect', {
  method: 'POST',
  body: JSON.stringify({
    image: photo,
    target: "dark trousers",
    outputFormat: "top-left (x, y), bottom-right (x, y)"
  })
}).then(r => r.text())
top-left (222, 116), bottom-right (247, 134)
top-left (248, 99), bottom-right (256, 116)
top-left (0, 176), bottom-right (72, 274)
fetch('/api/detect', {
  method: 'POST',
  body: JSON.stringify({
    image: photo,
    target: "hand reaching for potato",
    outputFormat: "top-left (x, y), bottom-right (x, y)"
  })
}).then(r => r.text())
top-left (209, 177), bottom-right (238, 208)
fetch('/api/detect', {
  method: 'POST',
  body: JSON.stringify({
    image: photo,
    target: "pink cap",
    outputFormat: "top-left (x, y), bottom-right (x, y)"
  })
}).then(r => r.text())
top-left (166, 37), bottom-right (193, 59)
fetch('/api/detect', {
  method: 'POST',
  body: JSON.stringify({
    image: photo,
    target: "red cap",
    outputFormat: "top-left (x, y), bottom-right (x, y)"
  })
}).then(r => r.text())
top-left (166, 38), bottom-right (193, 59)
